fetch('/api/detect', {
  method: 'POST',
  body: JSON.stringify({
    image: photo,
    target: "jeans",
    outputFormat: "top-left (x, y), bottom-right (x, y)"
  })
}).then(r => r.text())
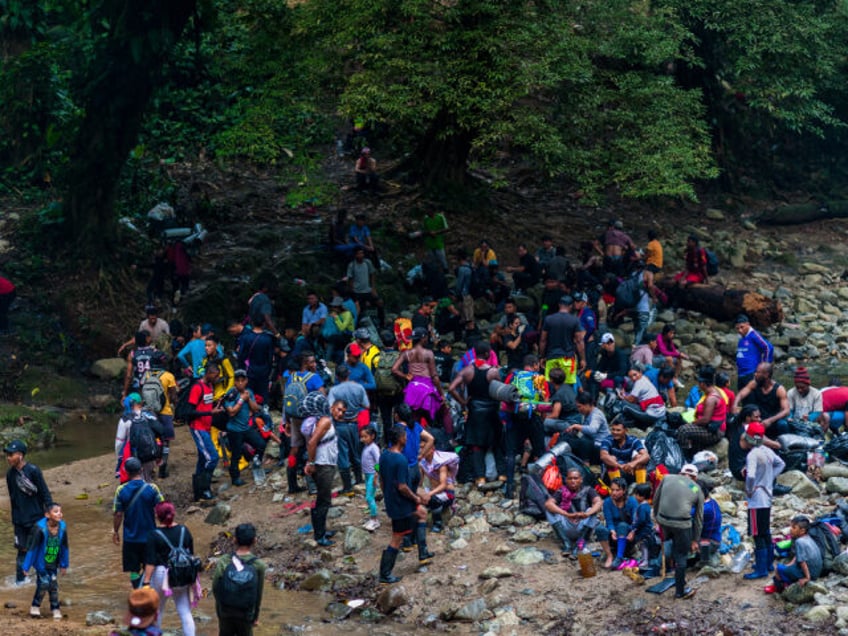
top-left (545, 511), bottom-right (600, 540)
top-left (365, 473), bottom-right (378, 517)
top-left (32, 569), bottom-right (59, 610)
top-left (191, 428), bottom-right (219, 475)
top-left (335, 422), bottom-right (361, 473)
top-left (152, 565), bottom-right (195, 636)
top-left (312, 464), bottom-right (336, 540)
top-left (621, 403), bottom-right (665, 429)
top-left (227, 428), bottom-right (266, 481)
top-left (776, 562), bottom-right (806, 584)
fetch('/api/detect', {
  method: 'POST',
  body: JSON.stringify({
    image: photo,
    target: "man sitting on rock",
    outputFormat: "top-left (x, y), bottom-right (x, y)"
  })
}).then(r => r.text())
top-left (733, 362), bottom-right (790, 439)
top-left (787, 367), bottom-right (828, 434)
top-left (544, 467), bottom-right (606, 559)
top-left (599, 420), bottom-right (650, 485)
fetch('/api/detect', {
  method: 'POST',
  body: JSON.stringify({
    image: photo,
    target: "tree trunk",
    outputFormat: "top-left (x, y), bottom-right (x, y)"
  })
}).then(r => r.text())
top-left (659, 281), bottom-right (783, 330)
top-left (62, 0), bottom-right (196, 259)
top-left (758, 200), bottom-right (848, 225)
top-left (406, 110), bottom-right (473, 188)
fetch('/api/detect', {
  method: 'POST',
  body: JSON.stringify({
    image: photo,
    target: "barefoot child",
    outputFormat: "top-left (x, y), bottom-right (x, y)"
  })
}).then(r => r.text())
top-left (23, 502), bottom-right (68, 620)
top-left (360, 425), bottom-right (381, 531)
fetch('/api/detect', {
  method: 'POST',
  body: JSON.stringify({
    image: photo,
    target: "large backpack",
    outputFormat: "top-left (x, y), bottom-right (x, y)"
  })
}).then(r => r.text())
top-left (284, 372), bottom-right (314, 418)
top-left (556, 452), bottom-right (598, 488)
top-left (156, 526), bottom-right (202, 588)
top-left (469, 265), bottom-right (489, 299)
top-left (214, 553), bottom-right (259, 613)
top-left (174, 378), bottom-right (195, 423)
top-left (808, 519), bottom-right (841, 575)
top-left (519, 473), bottom-right (549, 520)
top-left (129, 413), bottom-right (161, 462)
top-left (614, 273), bottom-right (643, 309)
top-left (704, 249), bottom-right (719, 276)
top-left (511, 370), bottom-right (542, 402)
top-left (375, 350), bottom-right (403, 396)
top-left (140, 371), bottom-right (166, 413)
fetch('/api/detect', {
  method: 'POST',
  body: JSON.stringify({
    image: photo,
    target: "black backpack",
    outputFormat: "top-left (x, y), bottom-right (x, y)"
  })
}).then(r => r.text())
top-left (704, 249), bottom-right (719, 276)
top-left (614, 273), bottom-right (643, 309)
top-left (556, 452), bottom-right (597, 488)
top-left (129, 413), bottom-right (161, 462)
top-left (808, 520), bottom-right (840, 575)
top-left (518, 473), bottom-right (549, 520)
top-left (156, 526), bottom-right (202, 588)
top-left (214, 553), bottom-right (259, 613)
top-left (174, 378), bottom-right (196, 423)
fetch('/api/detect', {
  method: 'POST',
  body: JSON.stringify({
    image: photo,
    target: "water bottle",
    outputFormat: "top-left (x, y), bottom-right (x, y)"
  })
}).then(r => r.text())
top-left (729, 547), bottom-right (751, 573)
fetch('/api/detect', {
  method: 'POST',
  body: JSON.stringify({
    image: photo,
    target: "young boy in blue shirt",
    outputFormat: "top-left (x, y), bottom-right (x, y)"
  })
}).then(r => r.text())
top-left (23, 502), bottom-right (69, 620)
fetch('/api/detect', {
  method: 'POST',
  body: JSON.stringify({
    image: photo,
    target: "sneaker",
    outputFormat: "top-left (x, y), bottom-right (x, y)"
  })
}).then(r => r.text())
top-left (30, 606), bottom-right (41, 618)
top-left (53, 609), bottom-right (62, 621)
top-left (316, 537), bottom-right (335, 547)
top-left (363, 519), bottom-right (381, 532)
top-left (16, 576), bottom-right (32, 587)
top-left (341, 489), bottom-right (356, 498)
top-left (675, 587), bottom-right (696, 599)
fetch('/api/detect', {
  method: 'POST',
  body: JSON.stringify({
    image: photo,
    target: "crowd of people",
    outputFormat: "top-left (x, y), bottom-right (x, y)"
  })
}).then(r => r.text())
top-left (5, 213), bottom-right (846, 633)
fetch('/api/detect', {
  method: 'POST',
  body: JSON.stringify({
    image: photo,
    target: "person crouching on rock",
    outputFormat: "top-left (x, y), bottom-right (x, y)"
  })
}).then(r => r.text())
top-left (544, 467), bottom-right (605, 560)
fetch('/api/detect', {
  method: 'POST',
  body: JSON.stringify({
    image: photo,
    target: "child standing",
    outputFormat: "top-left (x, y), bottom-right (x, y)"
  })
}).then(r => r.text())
top-left (23, 503), bottom-right (68, 620)
top-left (766, 515), bottom-right (822, 594)
top-left (631, 483), bottom-right (659, 569)
top-left (360, 426), bottom-right (381, 531)
top-left (741, 421), bottom-right (785, 579)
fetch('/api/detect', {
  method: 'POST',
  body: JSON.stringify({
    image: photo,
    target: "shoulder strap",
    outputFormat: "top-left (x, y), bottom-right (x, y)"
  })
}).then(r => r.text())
top-left (126, 482), bottom-right (150, 513)
top-left (155, 528), bottom-right (176, 552)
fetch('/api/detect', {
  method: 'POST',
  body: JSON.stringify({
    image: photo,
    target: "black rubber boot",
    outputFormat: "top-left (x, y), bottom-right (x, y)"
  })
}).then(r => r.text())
top-left (417, 524), bottom-right (435, 564)
top-left (287, 467), bottom-right (305, 494)
top-left (191, 474), bottom-right (201, 501)
top-left (199, 471), bottom-right (215, 500)
top-left (431, 511), bottom-right (444, 533)
top-left (353, 466), bottom-right (363, 485)
top-left (551, 522), bottom-right (573, 556)
top-left (158, 446), bottom-right (169, 478)
top-left (379, 549), bottom-right (402, 584)
top-left (340, 469), bottom-right (353, 494)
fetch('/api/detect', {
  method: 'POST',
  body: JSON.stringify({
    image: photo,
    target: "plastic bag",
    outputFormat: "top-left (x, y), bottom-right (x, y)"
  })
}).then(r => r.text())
top-left (719, 524), bottom-right (741, 555)
top-left (645, 427), bottom-right (685, 474)
top-left (778, 433), bottom-right (822, 451)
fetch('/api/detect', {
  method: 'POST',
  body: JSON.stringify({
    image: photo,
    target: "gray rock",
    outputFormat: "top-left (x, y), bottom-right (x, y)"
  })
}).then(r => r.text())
top-left (706, 208), bottom-right (726, 220)
top-left (833, 553), bottom-right (848, 576)
top-left (89, 394), bottom-right (117, 409)
top-left (464, 517), bottom-right (491, 534)
top-left (327, 506), bottom-right (344, 519)
top-left (822, 464), bottom-right (848, 480)
top-left (513, 530), bottom-right (538, 543)
top-left (204, 503), bottom-right (232, 525)
top-left (454, 598), bottom-right (492, 622)
top-left (506, 547), bottom-right (545, 566)
top-left (89, 358), bottom-right (127, 380)
top-left (359, 607), bottom-right (385, 623)
top-left (343, 525), bottom-right (371, 554)
top-left (513, 513), bottom-right (536, 527)
top-left (828, 477), bottom-right (848, 495)
top-left (494, 543), bottom-right (512, 555)
top-left (805, 606), bottom-right (832, 622)
top-left (479, 480), bottom-right (504, 493)
top-left (712, 438), bottom-right (729, 463)
top-left (450, 538), bottom-right (469, 550)
top-left (479, 566), bottom-right (513, 579)
top-left (777, 470), bottom-right (821, 498)
top-left (300, 569), bottom-right (333, 591)
top-left (487, 511), bottom-right (513, 527)
top-left (782, 581), bottom-right (828, 604)
top-left (86, 611), bottom-right (115, 626)
top-left (3, 602), bottom-right (15, 609)
top-left (325, 602), bottom-right (353, 620)
top-left (468, 491), bottom-right (487, 506)
top-left (480, 578), bottom-right (499, 595)
top-left (376, 585), bottom-right (409, 614)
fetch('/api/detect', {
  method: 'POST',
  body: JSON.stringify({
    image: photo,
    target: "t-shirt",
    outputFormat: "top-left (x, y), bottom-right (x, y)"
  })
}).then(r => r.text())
top-left (138, 318), bottom-right (170, 342)
top-left (423, 213), bottom-right (448, 250)
top-left (145, 524), bottom-right (195, 568)
top-left (224, 387), bottom-right (254, 433)
top-left (380, 450), bottom-right (415, 520)
top-left (542, 311), bottom-right (582, 358)
top-left (822, 386), bottom-right (848, 412)
top-left (188, 380), bottom-right (214, 432)
top-left (159, 371), bottom-right (177, 417)
top-left (302, 303), bottom-right (328, 327)
top-left (348, 362), bottom-right (376, 391)
top-left (645, 239), bottom-right (663, 269)
top-left (503, 333), bottom-right (528, 371)
top-left (349, 224), bottom-right (371, 247)
top-left (44, 531), bottom-right (61, 569)
top-left (130, 346), bottom-right (157, 388)
top-left (248, 291), bottom-right (273, 327)
top-left (238, 330), bottom-right (275, 379)
top-left (347, 259), bottom-right (375, 294)
top-left (628, 375), bottom-right (666, 417)
top-left (361, 442), bottom-right (380, 475)
top-left (787, 386), bottom-right (823, 420)
top-left (113, 480), bottom-right (164, 543)
top-left (282, 370), bottom-right (324, 394)
top-left (645, 367), bottom-right (673, 393)
top-left (550, 384), bottom-right (578, 419)
top-left (328, 381), bottom-right (370, 422)
top-left (600, 434), bottom-right (646, 465)
top-left (177, 339), bottom-right (207, 378)
top-left (794, 534), bottom-right (823, 579)
top-left (402, 421), bottom-right (424, 468)
top-left (455, 263), bottom-right (472, 296)
top-left (517, 253), bottom-right (540, 285)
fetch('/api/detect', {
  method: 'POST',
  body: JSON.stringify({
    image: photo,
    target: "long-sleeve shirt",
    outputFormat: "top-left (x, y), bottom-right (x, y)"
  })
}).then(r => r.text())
top-left (603, 496), bottom-right (638, 532)
top-left (633, 501), bottom-right (654, 539)
top-left (745, 445), bottom-right (785, 509)
top-left (736, 327), bottom-right (774, 378)
top-left (348, 362), bottom-right (376, 391)
top-left (653, 474), bottom-right (704, 539)
top-left (6, 463), bottom-right (52, 528)
top-left (656, 335), bottom-right (680, 358)
top-left (581, 407), bottom-right (610, 440)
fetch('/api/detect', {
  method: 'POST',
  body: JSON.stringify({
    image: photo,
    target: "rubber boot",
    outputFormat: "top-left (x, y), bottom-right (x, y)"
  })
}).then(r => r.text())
top-left (551, 522), bottom-right (573, 556)
top-left (767, 541), bottom-right (775, 573)
top-left (340, 469), bottom-right (353, 494)
top-left (287, 467), bottom-right (305, 494)
top-left (417, 523), bottom-right (435, 564)
top-left (191, 474), bottom-right (201, 501)
top-left (431, 510), bottom-right (444, 534)
top-left (743, 548), bottom-right (769, 580)
top-left (503, 479), bottom-right (515, 499)
top-left (158, 446), bottom-right (169, 478)
top-left (379, 548), bottom-right (402, 584)
top-left (353, 466), bottom-right (363, 486)
top-left (199, 471), bottom-right (215, 500)
top-left (674, 564), bottom-right (694, 598)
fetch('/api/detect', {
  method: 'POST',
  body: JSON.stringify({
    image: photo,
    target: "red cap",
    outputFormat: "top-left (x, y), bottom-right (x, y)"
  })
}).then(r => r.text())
top-left (746, 422), bottom-right (766, 438)
top-left (349, 343), bottom-right (362, 357)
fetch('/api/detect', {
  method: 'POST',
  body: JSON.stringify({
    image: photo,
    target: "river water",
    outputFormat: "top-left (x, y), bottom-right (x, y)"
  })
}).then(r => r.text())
top-left (0, 414), bottom-right (375, 635)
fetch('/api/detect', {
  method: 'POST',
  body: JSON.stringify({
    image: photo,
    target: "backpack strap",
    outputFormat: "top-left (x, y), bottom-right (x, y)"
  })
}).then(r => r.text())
top-left (155, 528), bottom-right (176, 552)
top-left (125, 482), bottom-right (151, 514)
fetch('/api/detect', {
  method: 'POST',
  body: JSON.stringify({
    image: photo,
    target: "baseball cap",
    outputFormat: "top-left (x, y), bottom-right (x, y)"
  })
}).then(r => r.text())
top-left (354, 327), bottom-right (370, 340)
top-left (746, 422), bottom-right (766, 438)
top-left (573, 292), bottom-right (588, 303)
top-left (3, 440), bottom-right (27, 455)
top-left (600, 333), bottom-right (615, 345)
top-left (234, 369), bottom-right (248, 378)
top-left (680, 464), bottom-right (699, 478)
top-left (127, 392), bottom-right (142, 405)
top-left (348, 343), bottom-right (362, 357)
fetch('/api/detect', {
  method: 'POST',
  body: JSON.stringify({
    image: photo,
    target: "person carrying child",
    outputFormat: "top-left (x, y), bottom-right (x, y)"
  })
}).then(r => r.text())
top-left (765, 515), bottom-right (822, 594)
top-left (23, 502), bottom-right (68, 620)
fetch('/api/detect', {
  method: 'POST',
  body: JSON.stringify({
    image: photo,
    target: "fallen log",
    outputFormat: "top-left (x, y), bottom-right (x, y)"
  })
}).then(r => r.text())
top-left (658, 281), bottom-right (783, 330)
top-left (758, 200), bottom-right (848, 225)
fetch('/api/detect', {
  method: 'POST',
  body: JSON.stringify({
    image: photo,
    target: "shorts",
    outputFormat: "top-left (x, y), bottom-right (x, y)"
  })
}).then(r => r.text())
top-left (645, 264), bottom-right (661, 274)
top-left (158, 414), bottom-right (175, 440)
top-left (122, 541), bottom-right (147, 573)
top-left (460, 295), bottom-right (475, 324)
top-left (545, 356), bottom-right (577, 384)
top-left (390, 515), bottom-right (415, 536)
top-left (289, 418), bottom-right (304, 448)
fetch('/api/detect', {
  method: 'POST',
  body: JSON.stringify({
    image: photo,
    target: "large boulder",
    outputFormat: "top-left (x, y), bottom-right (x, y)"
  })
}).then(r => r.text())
top-left (822, 463), bottom-right (848, 480)
top-left (826, 477), bottom-right (848, 495)
top-left (776, 470), bottom-right (820, 498)
top-left (376, 585), bottom-right (409, 614)
top-left (204, 503), bottom-right (231, 525)
top-left (782, 581), bottom-right (828, 605)
top-left (343, 526), bottom-right (372, 554)
top-left (90, 358), bottom-right (127, 380)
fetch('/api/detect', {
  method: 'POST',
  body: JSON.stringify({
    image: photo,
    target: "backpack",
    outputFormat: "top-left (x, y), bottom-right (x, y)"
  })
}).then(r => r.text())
top-left (283, 372), bottom-right (314, 418)
top-left (470, 265), bottom-right (489, 299)
top-left (511, 370), bottom-right (542, 402)
top-left (704, 249), bottom-right (719, 276)
top-left (808, 520), bottom-right (840, 575)
top-left (129, 413), bottom-right (161, 462)
top-left (519, 473), bottom-right (549, 520)
top-left (556, 452), bottom-right (598, 489)
top-left (375, 350), bottom-right (403, 396)
top-left (393, 317), bottom-right (413, 351)
top-left (614, 273), bottom-right (643, 309)
top-left (156, 526), bottom-right (202, 588)
top-left (214, 553), bottom-right (259, 613)
top-left (174, 378), bottom-right (195, 423)
top-left (140, 371), bottom-right (166, 413)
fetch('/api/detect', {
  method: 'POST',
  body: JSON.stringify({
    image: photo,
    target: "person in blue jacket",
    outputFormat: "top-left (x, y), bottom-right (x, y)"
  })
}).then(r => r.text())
top-left (22, 502), bottom-right (69, 620)
top-left (735, 314), bottom-right (773, 390)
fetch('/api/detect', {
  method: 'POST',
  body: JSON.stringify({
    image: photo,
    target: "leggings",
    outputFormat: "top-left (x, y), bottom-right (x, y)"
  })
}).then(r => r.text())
top-left (365, 473), bottom-right (378, 517)
top-left (152, 565), bottom-right (196, 636)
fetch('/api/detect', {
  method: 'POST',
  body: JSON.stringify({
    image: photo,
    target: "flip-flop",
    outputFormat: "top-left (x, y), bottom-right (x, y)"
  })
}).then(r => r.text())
top-left (273, 501), bottom-right (312, 518)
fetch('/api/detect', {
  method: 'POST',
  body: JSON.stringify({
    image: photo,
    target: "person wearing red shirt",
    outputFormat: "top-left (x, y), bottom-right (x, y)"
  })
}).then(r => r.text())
top-left (0, 276), bottom-right (15, 335)
top-left (188, 363), bottom-right (222, 501)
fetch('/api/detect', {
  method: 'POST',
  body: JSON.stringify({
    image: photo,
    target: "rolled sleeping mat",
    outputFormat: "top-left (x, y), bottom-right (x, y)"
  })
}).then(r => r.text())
top-left (527, 441), bottom-right (572, 474)
top-left (489, 379), bottom-right (518, 402)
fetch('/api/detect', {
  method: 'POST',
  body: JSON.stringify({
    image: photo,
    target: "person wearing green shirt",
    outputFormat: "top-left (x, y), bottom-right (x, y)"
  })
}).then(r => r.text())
top-left (422, 210), bottom-right (449, 271)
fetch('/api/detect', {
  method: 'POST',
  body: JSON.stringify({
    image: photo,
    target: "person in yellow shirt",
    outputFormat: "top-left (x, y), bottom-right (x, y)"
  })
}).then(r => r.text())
top-left (644, 230), bottom-right (666, 305)
top-left (472, 239), bottom-right (497, 268)
top-left (353, 328), bottom-right (381, 372)
top-left (199, 335), bottom-right (240, 469)
top-left (152, 355), bottom-right (178, 479)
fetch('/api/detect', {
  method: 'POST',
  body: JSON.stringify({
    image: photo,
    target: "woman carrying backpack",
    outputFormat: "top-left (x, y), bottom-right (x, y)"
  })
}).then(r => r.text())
top-left (141, 502), bottom-right (199, 636)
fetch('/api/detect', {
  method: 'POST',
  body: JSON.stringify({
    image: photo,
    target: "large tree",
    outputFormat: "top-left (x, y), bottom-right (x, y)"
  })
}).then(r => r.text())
top-left (62, 0), bottom-right (197, 257)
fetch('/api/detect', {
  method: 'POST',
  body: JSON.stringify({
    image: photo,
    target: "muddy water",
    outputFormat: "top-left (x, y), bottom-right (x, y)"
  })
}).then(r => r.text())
top-left (0, 415), bottom-right (375, 635)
